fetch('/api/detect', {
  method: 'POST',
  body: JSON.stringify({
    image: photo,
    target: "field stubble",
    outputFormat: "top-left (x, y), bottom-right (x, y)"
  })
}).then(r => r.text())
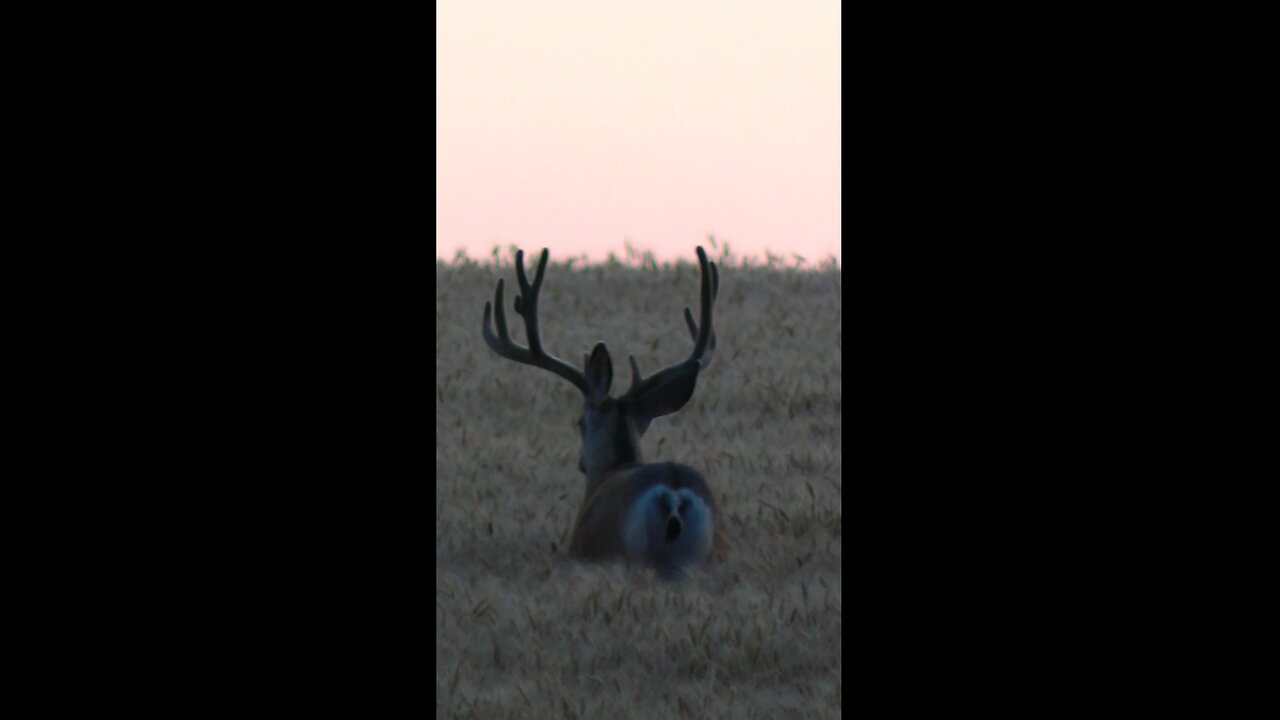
top-left (437, 251), bottom-right (841, 718)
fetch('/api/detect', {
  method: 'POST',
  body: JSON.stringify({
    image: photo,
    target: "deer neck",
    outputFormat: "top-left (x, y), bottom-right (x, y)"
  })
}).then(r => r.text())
top-left (584, 418), bottom-right (645, 498)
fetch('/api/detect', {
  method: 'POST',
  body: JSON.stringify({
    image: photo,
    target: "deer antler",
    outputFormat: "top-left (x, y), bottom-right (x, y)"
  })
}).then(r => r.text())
top-left (482, 249), bottom-right (590, 396)
top-left (625, 246), bottom-right (719, 396)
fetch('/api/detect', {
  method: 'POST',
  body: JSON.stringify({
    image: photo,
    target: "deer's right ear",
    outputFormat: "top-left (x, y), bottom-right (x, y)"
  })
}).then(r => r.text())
top-left (584, 342), bottom-right (613, 405)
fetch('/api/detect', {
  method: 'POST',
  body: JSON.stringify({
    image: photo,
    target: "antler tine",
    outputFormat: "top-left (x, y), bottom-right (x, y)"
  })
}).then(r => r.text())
top-left (514, 249), bottom-right (552, 355)
top-left (684, 247), bottom-right (717, 368)
top-left (683, 255), bottom-right (719, 339)
top-left (481, 248), bottom-right (589, 396)
top-left (627, 354), bottom-right (645, 394)
top-left (683, 306), bottom-right (717, 362)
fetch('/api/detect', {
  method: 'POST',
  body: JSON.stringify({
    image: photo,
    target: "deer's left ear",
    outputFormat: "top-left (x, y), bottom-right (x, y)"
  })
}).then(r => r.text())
top-left (584, 342), bottom-right (613, 405)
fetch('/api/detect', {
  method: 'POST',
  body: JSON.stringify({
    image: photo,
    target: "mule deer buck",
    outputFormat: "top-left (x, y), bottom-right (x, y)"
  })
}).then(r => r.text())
top-left (482, 247), bottom-right (720, 580)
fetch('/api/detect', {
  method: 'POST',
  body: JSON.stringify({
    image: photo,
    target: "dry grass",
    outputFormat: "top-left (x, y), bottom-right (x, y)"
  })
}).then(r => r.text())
top-left (436, 248), bottom-right (842, 719)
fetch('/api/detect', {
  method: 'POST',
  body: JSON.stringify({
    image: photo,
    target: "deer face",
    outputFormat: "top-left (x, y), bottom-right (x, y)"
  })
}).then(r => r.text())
top-left (578, 397), bottom-right (650, 480)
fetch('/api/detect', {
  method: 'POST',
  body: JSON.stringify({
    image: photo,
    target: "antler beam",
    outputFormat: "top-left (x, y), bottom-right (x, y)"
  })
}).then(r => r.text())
top-left (482, 249), bottom-right (590, 396)
top-left (626, 246), bottom-right (719, 395)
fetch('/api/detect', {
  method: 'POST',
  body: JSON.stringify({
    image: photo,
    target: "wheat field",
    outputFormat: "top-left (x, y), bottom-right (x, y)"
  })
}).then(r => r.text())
top-left (436, 247), bottom-right (842, 718)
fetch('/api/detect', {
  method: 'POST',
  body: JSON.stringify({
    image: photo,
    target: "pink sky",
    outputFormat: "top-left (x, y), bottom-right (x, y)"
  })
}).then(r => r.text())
top-left (437, 1), bottom-right (840, 266)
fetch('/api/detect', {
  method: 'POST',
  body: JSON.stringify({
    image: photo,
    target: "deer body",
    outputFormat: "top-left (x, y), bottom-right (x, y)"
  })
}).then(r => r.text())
top-left (482, 247), bottom-right (720, 579)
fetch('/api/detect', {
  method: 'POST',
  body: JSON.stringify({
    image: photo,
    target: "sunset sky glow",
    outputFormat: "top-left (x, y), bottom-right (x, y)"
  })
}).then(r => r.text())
top-left (437, 0), bottom-right (840, 266)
